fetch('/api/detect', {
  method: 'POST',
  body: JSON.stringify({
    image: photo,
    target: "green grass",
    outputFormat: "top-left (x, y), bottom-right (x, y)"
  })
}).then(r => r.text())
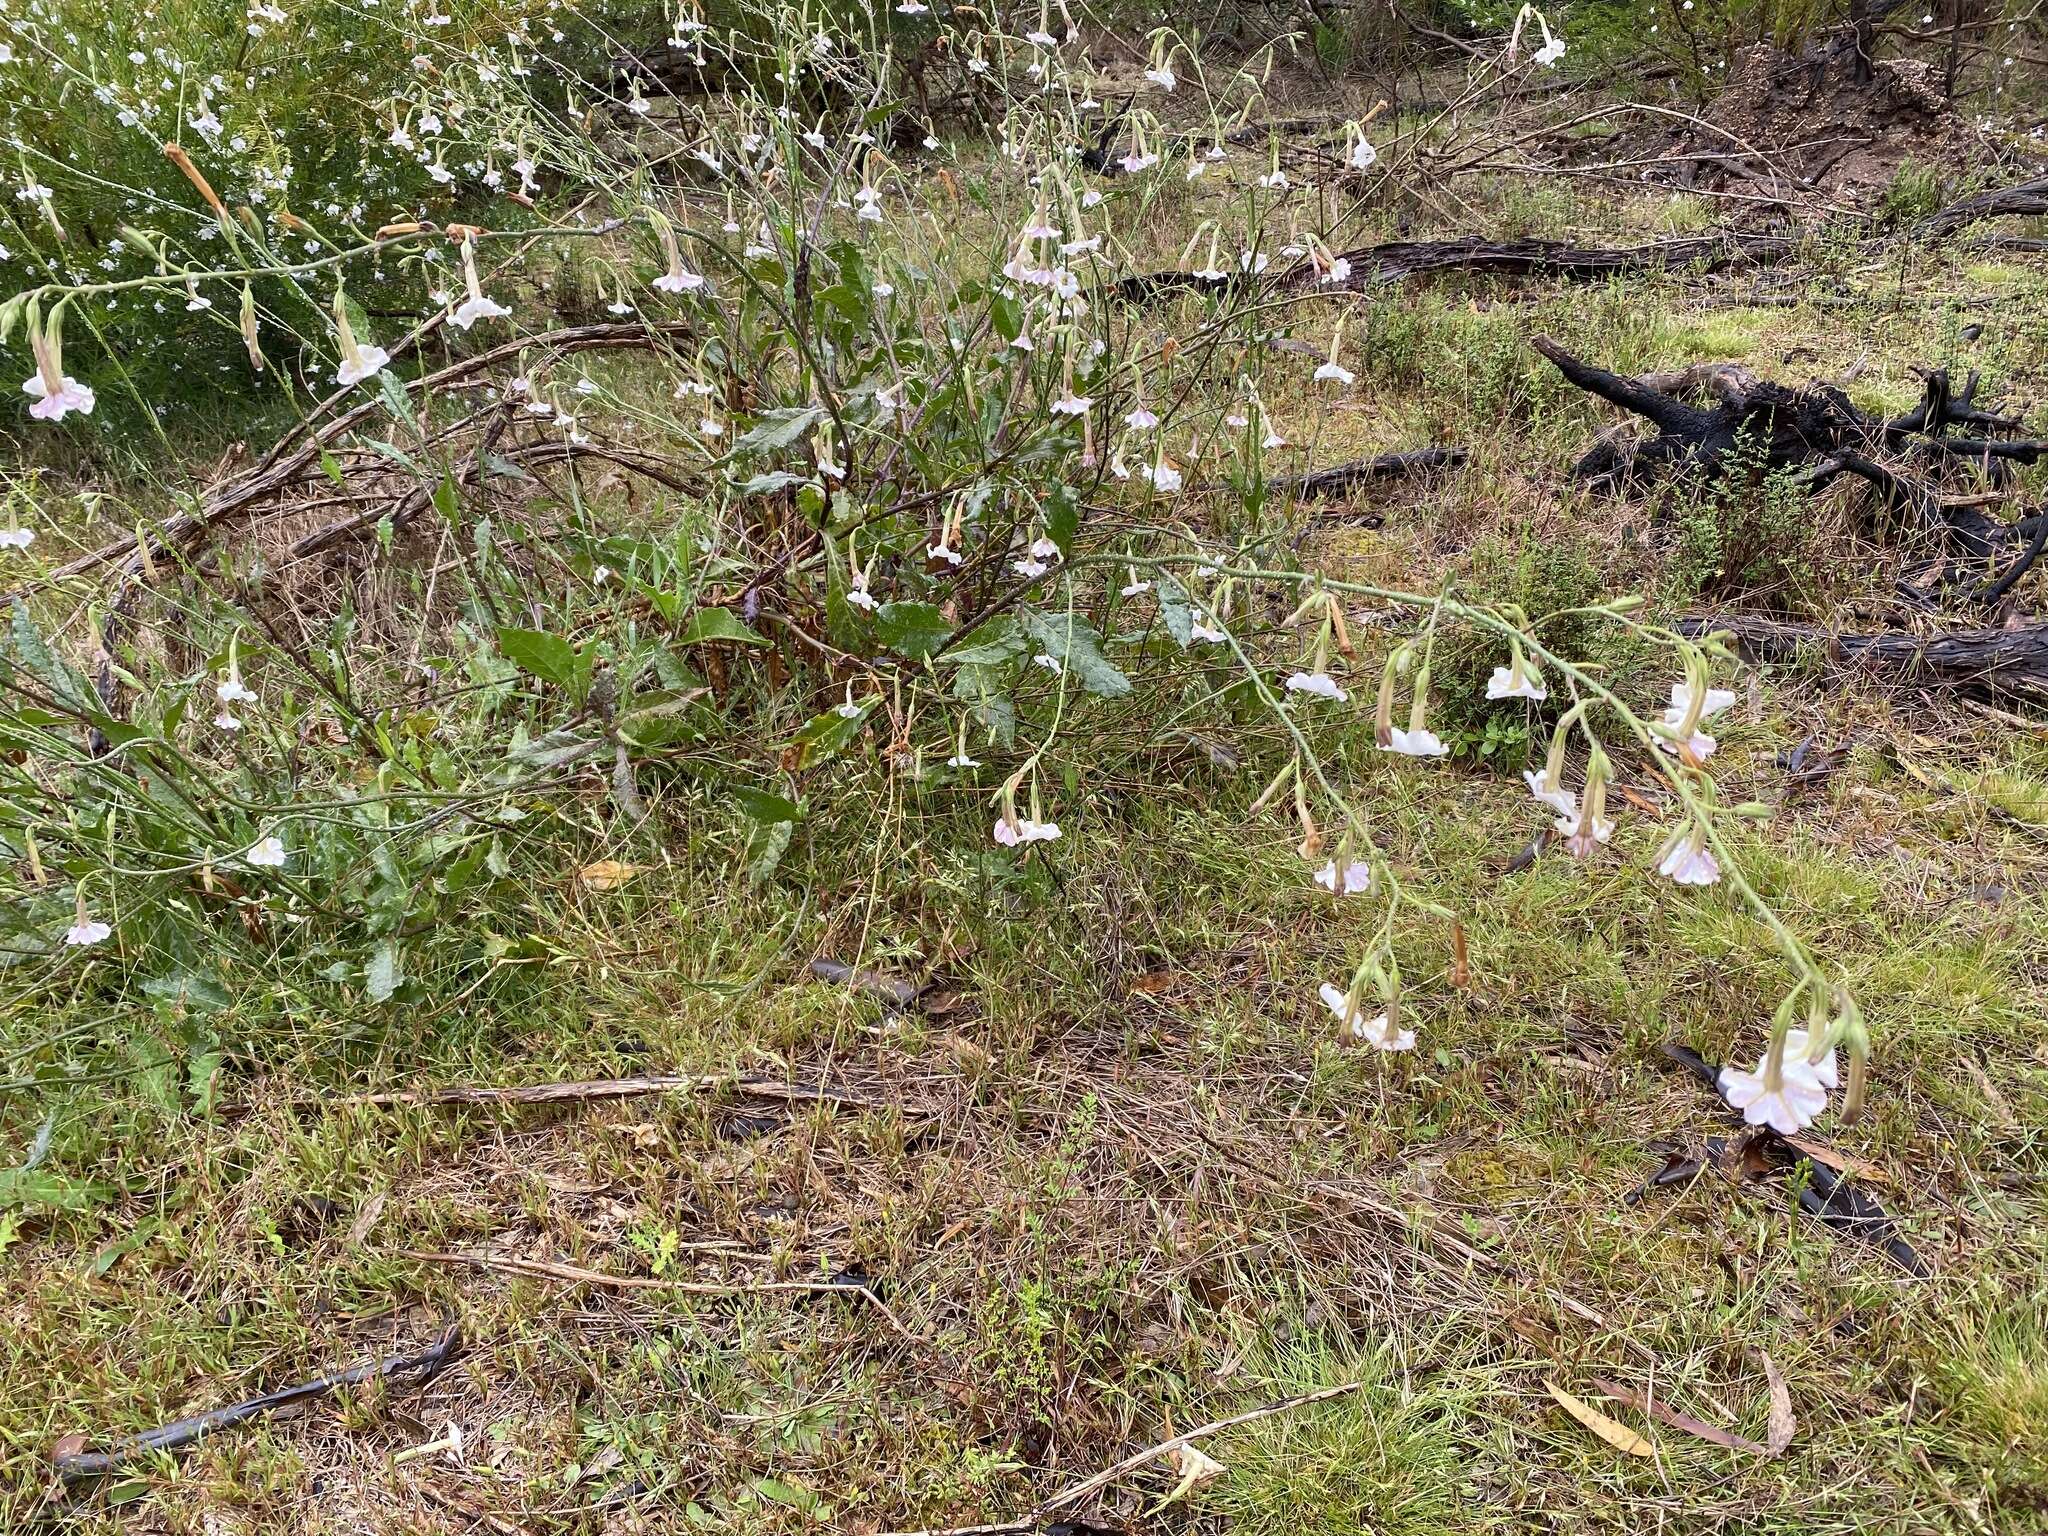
top-left (7, 45), bottom-right (2048, 1536)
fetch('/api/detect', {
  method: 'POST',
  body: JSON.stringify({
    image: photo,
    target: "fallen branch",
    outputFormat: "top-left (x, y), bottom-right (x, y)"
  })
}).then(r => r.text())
top-left (1113, 233), bottom-right (1793, 305)
top-left (337, 1073), bottom-right (880, 1110)
top-left (1279, 448), bottom-right (1468, 498)
top-left (1916, 174), bottom-right (2048, 240)
top-left (52, 1325), bottom-right (461, 1480)
top-left (1678, 613), bottom-right (2048, 706)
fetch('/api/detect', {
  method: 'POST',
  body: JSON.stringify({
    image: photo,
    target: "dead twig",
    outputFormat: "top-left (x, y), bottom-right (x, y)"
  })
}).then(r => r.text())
top-left (403, 1249), bottom-right (921, 1346)
top-left (336, 1073), bottom-right (882, 1110)
top-left (52, 1324), bottom-right (461, 1480)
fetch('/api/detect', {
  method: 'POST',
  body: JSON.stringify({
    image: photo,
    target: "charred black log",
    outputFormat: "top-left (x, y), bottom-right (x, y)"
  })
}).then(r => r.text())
top-left (1916, 176), bottom-right (2048, 240)
top-left (1531, 334), bottom-right (1866, 489)
top-left (1538, 340), bottom-right (2047, 607)
top-left (1679, 614), bottom-right (2048, 705)
top-left (1112, 234), bottom-right (1794, 306)
top-left (1282, 448), bottom-right (1467, 497)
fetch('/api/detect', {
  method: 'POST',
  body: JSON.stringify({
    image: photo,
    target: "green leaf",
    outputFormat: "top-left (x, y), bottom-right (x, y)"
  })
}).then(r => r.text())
top-left (737, 470), bottom-right (811, 496)
top-left (1155, 576), bottom-right (1195, 649)
top-left (497, 627), bottom-right (583, 691)
top-left (140, 971), bottom-right (231, 1013)
top-left (365, 939), bottom-right (402, 1004)
top-left (783, 702), bottom-right (871, 770)
top-left (375, 367), bottom-right (417, 432)
top-left (746, 819), bottom-right (794, 885)
top-left (0, 1169), bottom-right (112, 1211)
top-left (432, 474), bottom-right (460, 525)
top-left (1043, 486), bottom-right (1079, 555)
top-left (1020, 609), bottom-right (1132, 698)
top-left (942, 617), bottom-right (1025, 667)
top-left (678, 608), bottom-right (770, 648)
top-left (617, 689), bottom-right (710, 749)
top-left (873, 600), bottom-right (951, 659)
top-left (731, 404), bottom-right (825, 455)
top-left (730, 785), bottom-right (801, 824)
top-left (510, 728), bottom-right (601, 768)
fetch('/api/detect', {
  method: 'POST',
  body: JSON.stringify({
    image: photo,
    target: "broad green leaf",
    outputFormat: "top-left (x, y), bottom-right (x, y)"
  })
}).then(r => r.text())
top-left (1020, 609), bottom-right (1132, 698)
top-left (0, 1169), bottom-right (112, 1211)
top-left (731, 404), bottom-right (825, 455)
top-left (509, 728), bottom-right (600, 769)
top-left (678, 608), bottom-right (770, 648)
top-left (140, 971), bottom-right (231, 1013)
top-left (783, 702), bottom-right (870, 770)
top-left (942, 617), bottom-right (1025, 667)
top-left (1155, 576), bottom-right (1195, 649)
top-left (730, 785), bottom-right (801, 824)
top-left (746, 819), bottom-right (794, 885)
top-left (497, 627), bottom-right (582, 690)
top-left (617, 689), bottom-right (710, 749)
top-left (873, 600), bottom-right (951, 659)
top-left (375, 367), bottom-right (417, 432)
top-left (1043, 486), bottom-right (1079, 555)
top-left (365, 939), bottom-right (402, 1003)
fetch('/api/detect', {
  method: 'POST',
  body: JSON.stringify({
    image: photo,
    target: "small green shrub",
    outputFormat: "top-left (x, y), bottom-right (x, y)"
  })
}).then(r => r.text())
top-left (1663, 427), bottom-right (1822, 610)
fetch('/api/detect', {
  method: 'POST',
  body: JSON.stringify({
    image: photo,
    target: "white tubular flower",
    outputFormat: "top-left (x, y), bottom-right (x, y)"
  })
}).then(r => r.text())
top-left (22, 307), bottom-right (95, 422)
top-left (1320, 981), bottom-right (1415, 1052)
top-left (331, 286), bottom-right (390, 388)
top-left (993, 814), bottom-right (1062, 846)
top-left (1314, 858), bottom-right (1373, 894)
top-left (651, 211), bottom-right (705, 293)
top-left (1523, 702), bottom-right (1583, 813)
top-left (1314, 317), bottom-right (1353, 386)
top-left (1286, 670), bottom-right (1348, 702)
top-left (1719, 1026), bottom-right (1832, 1135)
top-left (1656, 822), bottom-right (1721, 886)
top-left (1347, 124), bottom-right (1378, 172)
top-left (1385, 726), bottom-right (1448, 757)
top-left (1656, 676), bottom-right (1738, 762)
top-left (64, 889), bottom-right (110, 947)
top-left (1380, 664), bottom-right (1448, 757)
top-left (1556, 745), bottom-right (1614, 858)
top-left (448, 235), bottom-right (510, 330)
top-left (1486, 640), bottom-right (1547, 701)
top-left (246, 835), bottom-right (287, 868)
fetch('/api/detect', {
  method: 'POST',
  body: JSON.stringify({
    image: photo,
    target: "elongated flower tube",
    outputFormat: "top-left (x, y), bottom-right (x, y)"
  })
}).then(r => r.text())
top-left (649, 209), bottom-right (705, 293)
top-left (1313, 318), bottom-right (1353, 387)
top-left (448, 233), bottom-right (511, 330)
top-left (1383, 664), bottom-right (1448, 758)
top-left (163, 141), bottom-right (229, 225)
top-left (1556, 744), bottom-right (1614, 858)
top-left (1524, 701), bottom-right (1587, 814)
top-left (330, 284), bottom-right (390, 388)
top-left (21, 303), bottom-right (93, 422)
